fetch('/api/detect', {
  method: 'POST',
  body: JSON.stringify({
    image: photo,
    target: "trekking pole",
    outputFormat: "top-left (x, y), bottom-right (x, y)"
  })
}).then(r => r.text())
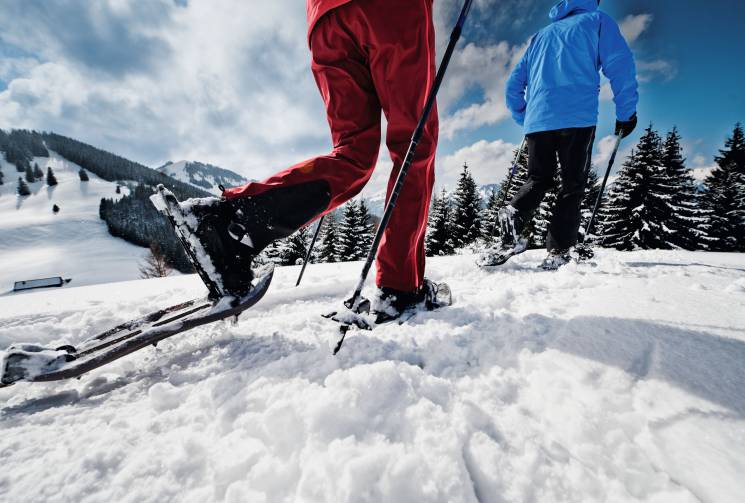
top-left (295, 216), bottom-right (325, 287)
top-left (584, 134), bottom-right (622, 239)
top-left (336, 0), bottom-right (475, 332)
top-left (499, 137), bottom-right (527, 207)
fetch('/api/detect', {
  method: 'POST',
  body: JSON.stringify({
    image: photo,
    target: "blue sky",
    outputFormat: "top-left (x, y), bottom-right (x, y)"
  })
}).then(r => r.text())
top-left (457, 0), bottom-right (745, 173)
top-left (0, 0), bottom-right (743, 191)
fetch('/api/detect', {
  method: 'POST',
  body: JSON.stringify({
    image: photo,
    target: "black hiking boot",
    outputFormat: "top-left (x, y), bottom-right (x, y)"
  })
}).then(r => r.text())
top-left (477, 205), bottom-right (529, 267)
top-left (173, 180), bottom-right (332, 298)
top-left (372, 279), bottom-right (452, 324)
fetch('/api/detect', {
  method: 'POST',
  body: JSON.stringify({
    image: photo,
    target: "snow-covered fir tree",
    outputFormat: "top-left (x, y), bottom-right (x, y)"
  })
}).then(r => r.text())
top-left (530, 173), bottom-right (561, 248)
top-left (337, 200), bottom-right (372, 261)
top-left (24, 163), bottom-right (35, 183)
top-left (357, 199), bottom-right (374, 258)
top-left (580, 167), bottom-right (602, 237)
top-left (660, 127), bottom-right (708, 249)
top-left (449, 163), bottom-right (482, 248)
top-left (79, 168), bottom-right (90, 182)
top-left (33, 162), bottom-right (44, 180)
top-left (0, 168), bottom-right (4, 185)
top-left (279, 225), bottom-right (311, 266)
top-left (317, 213), bottom-right (339, 263)
top-left (599, 125), bottom-right (677, 250)
top-left (17, 177), bottom-right (30, 196)
top-left (426, 189), bottom-right (455, 256)
top-left (700, 123), bottom-right (745, 251)
top-left (46, 167), bottom-right (58, 186)
top-left (480, 187), bottom-right (501, 244)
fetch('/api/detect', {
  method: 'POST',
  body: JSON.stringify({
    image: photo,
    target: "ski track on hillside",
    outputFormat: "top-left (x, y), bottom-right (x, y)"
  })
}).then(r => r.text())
top-left (1, 250), bottom-right (744, 502)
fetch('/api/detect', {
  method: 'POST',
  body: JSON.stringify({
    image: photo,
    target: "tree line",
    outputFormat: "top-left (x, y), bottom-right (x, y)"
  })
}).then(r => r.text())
top-left (281, 122), bottom-right (744, 266)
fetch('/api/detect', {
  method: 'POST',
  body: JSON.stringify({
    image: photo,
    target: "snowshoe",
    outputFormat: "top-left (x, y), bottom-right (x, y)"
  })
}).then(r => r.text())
top-left (0, 266), bottom-right (274, 387)
top-left (477, 205), bottom-right (529, 267)
top-left (540, 249), bottom-right (572, 270)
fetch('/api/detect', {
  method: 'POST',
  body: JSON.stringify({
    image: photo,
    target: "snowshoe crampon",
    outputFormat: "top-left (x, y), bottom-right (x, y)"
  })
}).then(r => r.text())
top-left (0, 265), bottom-right (274, 387)
top-left (323, 280), bottom-right (452, 355)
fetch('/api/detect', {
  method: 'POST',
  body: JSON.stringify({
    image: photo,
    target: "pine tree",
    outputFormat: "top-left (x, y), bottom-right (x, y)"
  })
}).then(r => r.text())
top-left (531, 176), bottom-right (561, 248)
top-left (33, 162), bottom-right (44, 180)
top-left (496, 145), bottom-right (529, 205)
top-left (700, 123), bottom-right (745, 251)
top-left (279, 226), bottom-right (311, 266)
top-left (426, 189), bottom-right (455, 256)
top-left (46, 167), bottom-right (58, 186)
top-left (357, 199), bottom-right (374, 259)
top-left (337, 201), bottom-right (361, 261)
top-left (17, 177), bottom-right (30, 196)
top-left (318, 213), bottom-right (339, 263)
top-left (580, 167), bottom-right (601, 237)
top-left (79, 168), bottom-right (90, 181)
top-left (599, 125), bottom-right (676, 250)
top-left (25, 164), bottom-right (35, 183)
top-left (0, 168), bottom-right (4, 185)
top-left (481, 188), bottom-right (501, 243)
top-left (53, 204), bottom-right (60, 214)
top-left (449, 163), bottom-right (482, 248)
top-left (660, 127), bottom-right (708, 249)
top-left (139, 242), bottom-right (173, 278)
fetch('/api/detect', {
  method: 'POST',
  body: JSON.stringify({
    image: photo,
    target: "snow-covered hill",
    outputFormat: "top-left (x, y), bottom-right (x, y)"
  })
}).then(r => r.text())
top-left (0, 152), bottom-right (147, 292)
top-left (1, 250), bottom-right (744, 502)
top-left (157, 160), bottom-right (248, 196)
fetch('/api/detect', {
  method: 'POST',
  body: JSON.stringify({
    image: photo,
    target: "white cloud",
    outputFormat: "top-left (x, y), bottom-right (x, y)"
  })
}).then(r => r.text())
top-left (0, 0), bottom-right (328, 177)
top-left (439, 139), bottom-right (519, 188)
top-left (619, 14), bottom-right (653, 44)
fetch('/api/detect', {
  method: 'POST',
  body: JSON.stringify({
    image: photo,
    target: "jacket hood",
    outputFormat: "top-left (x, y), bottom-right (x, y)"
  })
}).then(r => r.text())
top-left (549, 0), bottom-right (598, 21)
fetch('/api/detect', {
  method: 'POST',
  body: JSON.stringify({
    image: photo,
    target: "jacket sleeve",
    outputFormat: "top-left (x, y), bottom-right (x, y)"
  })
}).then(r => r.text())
top-left (505, 49), bottom-right (530, 127)
top-left (599, 12), bottom-right (639, 121)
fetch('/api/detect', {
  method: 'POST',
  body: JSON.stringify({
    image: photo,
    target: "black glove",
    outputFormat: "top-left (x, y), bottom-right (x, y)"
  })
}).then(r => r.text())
top-left (615, 113), bottom-right (637, 139)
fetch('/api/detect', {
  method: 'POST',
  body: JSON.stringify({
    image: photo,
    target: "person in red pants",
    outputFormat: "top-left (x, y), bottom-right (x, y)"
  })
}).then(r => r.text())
top-left (174, 0), bottom-right (439, 322)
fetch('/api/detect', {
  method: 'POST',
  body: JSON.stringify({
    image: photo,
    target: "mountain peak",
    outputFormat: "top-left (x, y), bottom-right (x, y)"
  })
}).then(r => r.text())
top-left (156, 160), bottom-right (249, 196)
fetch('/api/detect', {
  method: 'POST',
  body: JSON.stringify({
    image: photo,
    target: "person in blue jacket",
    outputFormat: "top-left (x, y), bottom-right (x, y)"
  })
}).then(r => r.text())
top-left (480, 0), bottom-right (638, 270)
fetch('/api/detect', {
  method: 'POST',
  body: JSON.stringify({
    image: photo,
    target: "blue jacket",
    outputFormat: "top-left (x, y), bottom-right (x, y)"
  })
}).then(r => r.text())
top-left (506, 0), bottom-right (638, 134)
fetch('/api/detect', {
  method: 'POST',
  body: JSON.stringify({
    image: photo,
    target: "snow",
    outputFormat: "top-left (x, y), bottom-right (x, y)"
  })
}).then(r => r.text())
top-left (1, 250), bottom-right (745, 502)
top-left (0, 152), bottom-right (147, 292)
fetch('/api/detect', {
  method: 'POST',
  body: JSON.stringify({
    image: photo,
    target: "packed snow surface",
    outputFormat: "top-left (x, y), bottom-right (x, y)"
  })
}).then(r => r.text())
top-left (0, 153), bottom-right (146, 291)
top-left (1, 250), bottom-right (745, 503)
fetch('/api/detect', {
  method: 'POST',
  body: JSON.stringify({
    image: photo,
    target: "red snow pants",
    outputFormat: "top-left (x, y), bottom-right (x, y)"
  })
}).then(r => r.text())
top-left (223, 0), bottom-right (438, 292)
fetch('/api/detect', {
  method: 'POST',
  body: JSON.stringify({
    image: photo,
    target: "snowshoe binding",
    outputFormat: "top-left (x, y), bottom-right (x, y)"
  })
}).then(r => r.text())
top-left (477, 205), bottom-right (529, 267)
top-left (540, 249), bottom-right (572, 271)
top-left (372, 279), bottom-right (453, 325)
top-left (152, 185), bottom-right (259, 300)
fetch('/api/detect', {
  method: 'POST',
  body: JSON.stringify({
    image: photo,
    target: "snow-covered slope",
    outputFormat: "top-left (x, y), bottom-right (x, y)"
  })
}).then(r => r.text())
top-left (157, 160), bottom-right (248, 196)
top-left (0, 153), bottom-right (146, 292)
top-left (1, 250), bottom-right (744, 502)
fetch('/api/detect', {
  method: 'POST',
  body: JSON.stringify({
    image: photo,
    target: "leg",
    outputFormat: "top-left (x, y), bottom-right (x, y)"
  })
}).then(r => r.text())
top-left (510, 131), bottom-right (560, 219)
top-left (361, 0), bottom-right (438, 291)
top-left (547, 127), bottom-right (596, 251)
top-left (222, 5), bottom-right (383, 252)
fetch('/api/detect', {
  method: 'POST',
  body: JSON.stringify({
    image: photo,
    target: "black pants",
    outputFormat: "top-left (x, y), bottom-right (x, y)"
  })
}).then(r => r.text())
top-left (510, 126), bottom-right (596, 251)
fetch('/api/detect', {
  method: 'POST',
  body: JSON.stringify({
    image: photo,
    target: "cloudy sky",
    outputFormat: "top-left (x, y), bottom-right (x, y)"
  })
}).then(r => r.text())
top-left (1, 0), bottom-right (743, 195)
